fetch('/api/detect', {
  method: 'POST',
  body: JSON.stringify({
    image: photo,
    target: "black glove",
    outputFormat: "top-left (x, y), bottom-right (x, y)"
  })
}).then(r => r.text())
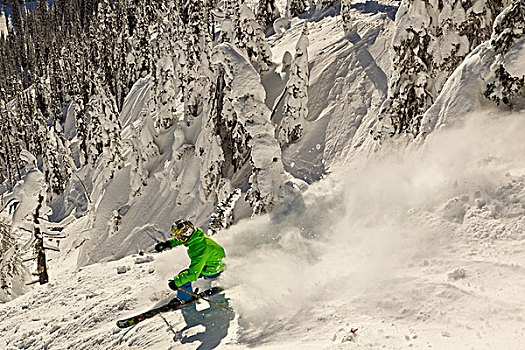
top-left (168, 280), bottom-right (178, 291)
top-left (155, 241), bottom-right (170, 252)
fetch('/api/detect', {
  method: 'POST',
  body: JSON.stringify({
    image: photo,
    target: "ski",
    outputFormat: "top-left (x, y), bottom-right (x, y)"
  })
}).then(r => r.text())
top-left (116, 286), bottom-right (224, 328)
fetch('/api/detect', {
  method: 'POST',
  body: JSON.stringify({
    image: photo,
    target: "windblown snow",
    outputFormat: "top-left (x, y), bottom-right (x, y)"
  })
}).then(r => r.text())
top-left (1, 1), bottom-right (525, 350)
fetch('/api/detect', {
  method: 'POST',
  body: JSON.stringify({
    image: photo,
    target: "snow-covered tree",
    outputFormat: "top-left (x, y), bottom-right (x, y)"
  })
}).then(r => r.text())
top-left (420, 1), bottom-right (525, 136)
top-left (54, 130), bottom-right (75, 190)
top-left (177, 0), bottom-right (214, 124)
top-left (484, 0), bottom-right (525, 107)
top-left (199, 64), bottom-right (251, 200)
top-left (379, 0), bottom-right (511, 137)
top-left (114, 13), bottom-right (134, 110)
top-left (0, 102), bottom-right (24, 187)
top-left (131, 0), bottom-right (155, 82)
top-left (152, 3), bottom-right (182, 131)
top-left (74, 94), bottom-right (90, 166)
top-left (256, 0), bottom-right (281, 33)
top-left (288, 0), bottom-right (308, 17)
top-left (42, 122), bottom-right (67, 198)
top-left (235, 4), bottom-right (274, 75)
top-left (209, 185), bottom-right (241, 235)
top-left (341, 0), bottom-right (356, 35)
top-left (87, 74), bottom-right (125, 180)
top-left (218, 0), bottom-right (240, 43)
top-left (278, 22), bottom-right (309, 145)
top-left (212, 43), bottom-right (288, 214)
top-left (0, 219), bottom-right (27, 302)
top-left (195, 114), bottom-right (225, 199)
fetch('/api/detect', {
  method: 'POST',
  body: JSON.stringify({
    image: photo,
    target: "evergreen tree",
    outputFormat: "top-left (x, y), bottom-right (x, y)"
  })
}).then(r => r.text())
top-left (256, 0), bottom-right (280, 33)
top-left (218, 0), bottom-right (240, 43)
top-left (195, 104), bottom-right (225, 199)
top-left (42, 123), bottom-right (67, 198)
top-left (211, 43), bottom-right (287, 214)
top-left (288, 0), bottom-right (308, 17)
top-left (341, 0), bottom-right (355, 35)
top-left (87, 72), bottom-right (125, 179)
top-left (379, 0), bottom-right (510, 137)
top-left (0, 219), bottom-right (27, 302)
top-left (11, 0), bottom-right (27, 87)
top-left (0, 102), bottom-right (22, 187)
top-left (177, 0), bottom-right (214, 124)
top-left (151, 1), bottom-right (181, 131)
top-left (48, 48), bottom-right (67, 122)
top-left (74, 92), bottom-right (91, 167)
top-left (209, 187), bottom-right (241, 234)
top-left (132, 0), bottom-right (155, 82)
top-left (484, 0), bottom-right (525, 107)
top-left (235, 4), bottom-right (274, 75)
top-left (278, 22), bottom-right (309, 145)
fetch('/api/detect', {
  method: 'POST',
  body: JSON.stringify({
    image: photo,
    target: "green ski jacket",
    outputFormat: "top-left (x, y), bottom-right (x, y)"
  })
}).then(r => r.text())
top-left (167, 227), bottom-right (226, 287)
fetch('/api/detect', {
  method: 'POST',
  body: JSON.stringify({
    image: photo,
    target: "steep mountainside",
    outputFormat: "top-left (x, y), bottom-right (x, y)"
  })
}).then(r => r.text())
top-left (0, 1), bottom-right (524, 349)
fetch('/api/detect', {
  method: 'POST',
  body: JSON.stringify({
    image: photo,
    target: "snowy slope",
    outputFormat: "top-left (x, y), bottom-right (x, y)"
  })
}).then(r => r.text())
top-left (269, 3), bottom-right (395, 179)
top-left (1, 1), bottom-right (525, 350)
top-left (70, 3), bottom-right (396, 266)
top-left (1, 109), bottom-right (525, 349)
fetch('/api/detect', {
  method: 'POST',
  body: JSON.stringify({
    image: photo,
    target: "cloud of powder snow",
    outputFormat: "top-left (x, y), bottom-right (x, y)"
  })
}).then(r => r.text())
top-left (217, 110), bottom-right (525, 327)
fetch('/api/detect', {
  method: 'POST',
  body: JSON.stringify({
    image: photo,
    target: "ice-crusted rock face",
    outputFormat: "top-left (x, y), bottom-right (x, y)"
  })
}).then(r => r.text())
top-left (420, 0), bottom-right (525, 134)
top-left (380, 0), bottom-right (511, 137)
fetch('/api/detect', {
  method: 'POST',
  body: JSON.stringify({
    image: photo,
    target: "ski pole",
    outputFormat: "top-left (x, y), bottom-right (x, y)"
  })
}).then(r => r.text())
top-left (179, 289), bottom-right (234, 313)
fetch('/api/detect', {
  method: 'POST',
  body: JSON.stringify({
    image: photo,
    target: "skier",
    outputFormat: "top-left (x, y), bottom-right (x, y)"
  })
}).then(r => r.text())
top-left (154, 219), bottom-right (226, 304)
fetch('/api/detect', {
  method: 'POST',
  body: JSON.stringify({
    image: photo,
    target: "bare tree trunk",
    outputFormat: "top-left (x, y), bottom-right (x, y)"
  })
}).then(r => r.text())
top-left (34, 194), bottom-right (48, 285)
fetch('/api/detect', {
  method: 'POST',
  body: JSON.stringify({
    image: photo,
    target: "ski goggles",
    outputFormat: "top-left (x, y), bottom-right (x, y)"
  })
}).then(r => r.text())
top-left (172, 232), bottom-right (189, 242)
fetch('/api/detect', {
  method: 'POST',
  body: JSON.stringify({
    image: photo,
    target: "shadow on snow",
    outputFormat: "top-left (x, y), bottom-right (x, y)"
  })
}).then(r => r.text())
top-left (169, 293), bottom-right (234, 350)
